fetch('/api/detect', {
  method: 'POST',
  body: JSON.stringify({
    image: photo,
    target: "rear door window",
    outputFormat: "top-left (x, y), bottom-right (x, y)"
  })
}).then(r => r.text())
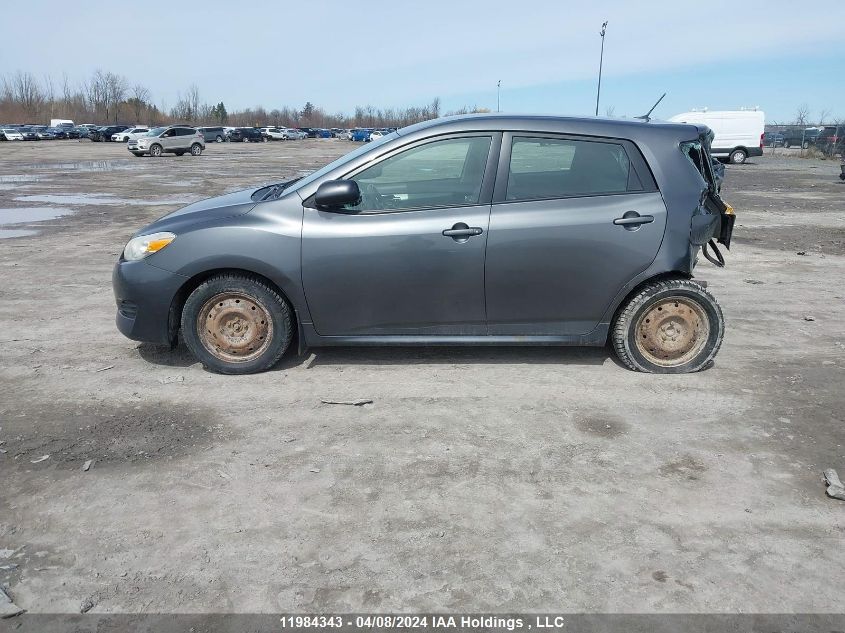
top-left (506, 137), bottom-right (634, 201)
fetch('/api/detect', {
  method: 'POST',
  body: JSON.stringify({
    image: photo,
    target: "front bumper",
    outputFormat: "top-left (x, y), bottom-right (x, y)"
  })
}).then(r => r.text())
top-left (112, 259), bottom-right (188, 345)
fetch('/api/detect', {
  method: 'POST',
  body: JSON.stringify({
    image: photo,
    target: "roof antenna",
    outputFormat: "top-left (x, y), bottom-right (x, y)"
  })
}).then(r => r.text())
top-left (636, 93), bottom-right (666, 122)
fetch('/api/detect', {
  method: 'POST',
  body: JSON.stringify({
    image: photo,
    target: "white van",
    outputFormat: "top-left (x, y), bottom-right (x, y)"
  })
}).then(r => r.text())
top-left (50, 118), bottom-right (75, 128)
top-left (668, 110), bottom-right (764, 164)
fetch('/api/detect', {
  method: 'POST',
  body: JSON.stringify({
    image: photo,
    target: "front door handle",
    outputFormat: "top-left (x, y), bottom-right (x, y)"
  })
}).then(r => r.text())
top-left (443, 222), bottom-right (483, 239)
top-left (613, 211), bottom-right (654, 229)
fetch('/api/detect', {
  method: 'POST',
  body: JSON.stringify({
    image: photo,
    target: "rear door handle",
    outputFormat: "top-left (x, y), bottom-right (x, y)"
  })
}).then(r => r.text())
top-left (443, 222), bottom-right (483, 239)
top-left (613, 212), bottom-right (654, 227)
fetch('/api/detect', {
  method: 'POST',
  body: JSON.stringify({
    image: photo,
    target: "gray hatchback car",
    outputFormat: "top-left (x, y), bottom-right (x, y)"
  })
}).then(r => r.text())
top-left (113, 114), bottom-right (735, 374)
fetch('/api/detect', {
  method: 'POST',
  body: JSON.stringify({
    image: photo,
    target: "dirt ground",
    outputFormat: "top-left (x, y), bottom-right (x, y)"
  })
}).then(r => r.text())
top-left (0, 139), bottom-right (843, 615)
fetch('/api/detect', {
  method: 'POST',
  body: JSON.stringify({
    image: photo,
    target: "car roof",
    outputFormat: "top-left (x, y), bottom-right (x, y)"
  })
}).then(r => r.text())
top-left (396, 113), bottom-right (707, 142)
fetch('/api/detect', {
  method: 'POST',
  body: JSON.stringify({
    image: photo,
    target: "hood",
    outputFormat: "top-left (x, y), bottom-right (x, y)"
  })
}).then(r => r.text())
top-left (134, 188), bottom-right (258, 236)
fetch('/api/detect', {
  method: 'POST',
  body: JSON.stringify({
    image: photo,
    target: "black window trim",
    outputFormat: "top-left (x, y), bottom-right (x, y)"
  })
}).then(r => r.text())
top-left (304, 131), bottom-right (503, 215)
top-left (492, 131), bottom-right (658, 205)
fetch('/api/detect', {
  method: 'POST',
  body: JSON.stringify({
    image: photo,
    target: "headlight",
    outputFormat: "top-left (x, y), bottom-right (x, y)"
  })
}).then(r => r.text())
top-left (123, 232), bottom-right (175, 261)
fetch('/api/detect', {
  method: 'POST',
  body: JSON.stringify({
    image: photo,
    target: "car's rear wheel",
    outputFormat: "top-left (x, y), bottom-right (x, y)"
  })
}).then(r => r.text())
top-left (149, 144), bottom-right (163, 157)
top-left (216, 135), bottom-right (223, 143)
top-left (190, 143), bottom-right (202, 156)
top-left (611, 278), bottom-right (724, 374)
top-left (783, 140), bottom-right (791, 149)
top-left (181, 274), bottom-right (293, 375)
top-left (728, 149), bottom-right (747, 164)
top-left (802, 141), bottom-right (810, 149)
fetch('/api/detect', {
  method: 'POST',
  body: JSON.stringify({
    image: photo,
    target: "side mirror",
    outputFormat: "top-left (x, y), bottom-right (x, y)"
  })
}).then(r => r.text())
top-left (314, 180), bottom-right (360, 209)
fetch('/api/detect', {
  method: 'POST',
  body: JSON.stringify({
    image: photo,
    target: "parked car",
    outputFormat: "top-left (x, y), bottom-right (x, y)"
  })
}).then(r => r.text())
top-left (297, 127), bottom-right (318, 138)
top-left (669, 110), bottom-right (764, 164)
top-left (763, 132), bottom-right (784, 147)
top-left (369, 129), bottom-right (389, 142)
top-left (281, 128), bottom-right (306, 140)
top-left (113, 114), bottom-right (734, 375)
top-left (112, 127), bottom-right (150, 142)
top-left (127, 125), bottom-right (205, 157)
top-left (227, 127), bottom-right (264, 143)
top-left (260, 127), bottom-right (287, 141)
top-left (18, 126), bottom-right (39, 141)
top-left (351, 128), bottom-right (372, 142)
top-left (0, 128), bottom-right (24, 141)
top-left (34, 126), bottom-right (56, 140)
top-left (90, 125), bottom-right (129, 142)
top-left (815, 125), bottom-right (844, 154)
top-left (781, 127), bottom-right (822, 149)
top-left (198, 126), bottom-right (227, 143)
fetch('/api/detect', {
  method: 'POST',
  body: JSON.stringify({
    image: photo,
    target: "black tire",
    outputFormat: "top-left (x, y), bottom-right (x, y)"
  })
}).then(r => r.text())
top-left (216, 135), bottom-right (223, 143)
top-left (728, 148), bottom-right (747, 164)
top-left (181, 273), bottom-right (293, 375)
top-left (190, 143), bottom-right (202, 156)
top-left (149, 143), bottom-right (163, 157)
top-left (802, 141), bottom-right (810, 150)
top-left (783, 141), bottom-right (790, 149)
top-left (611, 278), bottom-right (724, 374)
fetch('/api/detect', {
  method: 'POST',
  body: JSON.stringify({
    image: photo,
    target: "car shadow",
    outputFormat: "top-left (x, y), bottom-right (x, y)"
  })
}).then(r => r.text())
top-left (137, 343), bottom-right (197, 368)
top-left (294, 345), bottom-right (613, 368)
top-left (137, 342), bottom-right (616, 370)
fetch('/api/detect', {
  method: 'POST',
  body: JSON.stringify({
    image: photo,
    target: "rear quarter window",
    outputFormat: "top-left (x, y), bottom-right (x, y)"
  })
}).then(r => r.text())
top-left (506, 137), bottom-right (642, 201)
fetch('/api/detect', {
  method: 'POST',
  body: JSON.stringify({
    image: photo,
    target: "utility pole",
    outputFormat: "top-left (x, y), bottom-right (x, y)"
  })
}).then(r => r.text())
top-left (595, 21), bottom-right (608, 116)
top-left (497, 80), bottom-right (501, 113)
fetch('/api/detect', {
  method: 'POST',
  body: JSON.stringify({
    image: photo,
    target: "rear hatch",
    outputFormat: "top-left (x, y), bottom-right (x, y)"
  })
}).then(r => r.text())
top-left (682, 127), bottom-right (734, 253)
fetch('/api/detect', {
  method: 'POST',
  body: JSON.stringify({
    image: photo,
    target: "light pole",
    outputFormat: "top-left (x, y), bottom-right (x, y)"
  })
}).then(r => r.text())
top-left (497, 80), bottom-right (501, 112)
top-left (595, 21), bottom-right (608, 116)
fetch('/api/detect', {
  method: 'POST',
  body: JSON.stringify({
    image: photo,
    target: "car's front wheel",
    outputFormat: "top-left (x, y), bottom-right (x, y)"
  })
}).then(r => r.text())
top-left (611, 278), bottom-right (724, 374)
top-left (181, 274), bottom-right (293, 374)
top-left (149, 143), bottom-right (163, 157)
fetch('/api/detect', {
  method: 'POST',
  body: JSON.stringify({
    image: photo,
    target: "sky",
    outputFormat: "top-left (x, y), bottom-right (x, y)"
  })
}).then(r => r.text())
top-left (2, 0), bottom-right (845, 123)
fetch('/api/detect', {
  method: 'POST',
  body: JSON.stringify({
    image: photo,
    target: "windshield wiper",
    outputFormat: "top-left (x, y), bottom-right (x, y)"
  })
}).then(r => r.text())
top-left (261, 177), bottom-right (303, 201)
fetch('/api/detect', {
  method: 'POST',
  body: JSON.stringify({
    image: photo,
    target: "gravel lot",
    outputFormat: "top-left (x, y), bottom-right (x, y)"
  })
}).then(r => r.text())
top-left (1, 139), bottom-right (843, 614)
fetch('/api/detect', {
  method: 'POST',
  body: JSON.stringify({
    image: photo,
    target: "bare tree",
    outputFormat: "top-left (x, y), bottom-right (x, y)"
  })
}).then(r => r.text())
top-left (794, 104), bottom-right (810, 127)
top-left (129, 83), bottom-right (150, 122)
top-left (10, 71), bottom-right (44, 119)
top-left (818, 108), bottom-right (831, 126)
top-left (104, 72), bottom-right (128, 122)
top-left (605, 105), bottom-right (616, 117)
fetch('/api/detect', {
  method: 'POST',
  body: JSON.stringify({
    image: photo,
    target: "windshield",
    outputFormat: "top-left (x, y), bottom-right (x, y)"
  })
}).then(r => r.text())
top-left (146, 127), bottom-right (167, 137)
top-left (287, 130), bottom-right (399, 193)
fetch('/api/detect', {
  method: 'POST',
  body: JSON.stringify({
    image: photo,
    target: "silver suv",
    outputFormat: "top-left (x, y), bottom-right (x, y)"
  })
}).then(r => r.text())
top-left (128, 125), bottom-right (205, 157)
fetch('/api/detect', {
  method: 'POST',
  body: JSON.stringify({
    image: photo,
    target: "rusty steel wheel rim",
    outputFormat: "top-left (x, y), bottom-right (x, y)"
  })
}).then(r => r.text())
top-left (197, 292), bottom-right (273, 363)
top-left (634, 296), bottom-right (710, 367)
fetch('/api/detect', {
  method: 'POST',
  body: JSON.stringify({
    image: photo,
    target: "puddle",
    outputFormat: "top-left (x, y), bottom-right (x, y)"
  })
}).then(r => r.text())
top-left (20, 160), bottom-right (138, 173)
top-left (0, 229), bottom-right (38, 239)
top-left (0, 207), bottom-right (74, 224)
top-left (0, 174), bottom-right (49, 183)
top-left (15, 193), bottom-right (199, 206)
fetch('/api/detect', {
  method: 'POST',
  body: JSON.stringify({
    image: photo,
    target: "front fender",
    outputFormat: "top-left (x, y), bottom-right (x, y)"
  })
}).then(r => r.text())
top-left (146, 201), bottom-right (307, 316)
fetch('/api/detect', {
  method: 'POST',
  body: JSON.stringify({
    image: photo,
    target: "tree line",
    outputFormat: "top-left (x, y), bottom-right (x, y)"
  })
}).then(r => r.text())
top-left (1, 69), bottom-right (488, 128)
